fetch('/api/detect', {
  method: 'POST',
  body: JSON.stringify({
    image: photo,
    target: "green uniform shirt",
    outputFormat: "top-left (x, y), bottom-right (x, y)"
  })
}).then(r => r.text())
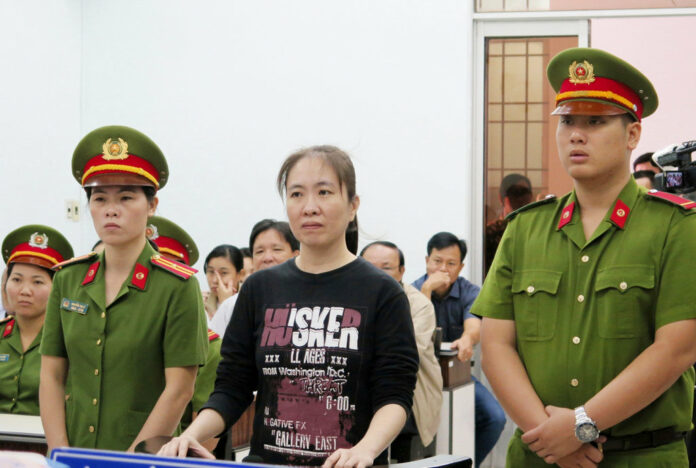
top-left (473, 179), bottom-right (696, 463)
top-left (181, 330), bottom-right (222, 430)
top-left (0, 318), bottom-right (42, 415)
top-left (40, 242), bottom-right (208, 451)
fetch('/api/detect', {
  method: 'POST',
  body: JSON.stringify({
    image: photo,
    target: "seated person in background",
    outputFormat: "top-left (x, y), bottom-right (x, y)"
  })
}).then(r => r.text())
top-left (413, 232), bottom-right (506, 468)
top-left (1, 225), bottom-right (73, 415)
top-left (485, 173), bottom-right (533, 275)
top-left (204, 245), bottom-right (243, 335)
top-left (145, 216), bottom-right (222, 451)
top-left (632, 152), bottom-right (658, 189)
top-left (249, 218), bottom-right (299, 272)
top-left (360, 241), bottom-right (443, 460)
top-left (238, 247), bottom-right (253, 284)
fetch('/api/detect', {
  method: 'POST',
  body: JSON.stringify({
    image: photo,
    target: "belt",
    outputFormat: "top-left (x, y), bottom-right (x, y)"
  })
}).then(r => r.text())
top-left (595, 428), bottom-right (686, 453)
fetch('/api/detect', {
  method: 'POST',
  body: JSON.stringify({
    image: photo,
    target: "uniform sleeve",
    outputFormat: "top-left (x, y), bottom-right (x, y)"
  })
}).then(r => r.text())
top-left (192, 338), bottom-right (222, 413)
top-left (40, 271), bottom-right (67, 357)
top-left (655, 212), bottom-right (696, 328)
top-left (370, 289), bottom-right (419, 414)
top-left (201, 280), bottom-right (257, 431)
top-left (163, 275), bottom-right (208, 368)
top-left (470, 217), bottom-right (516, 320)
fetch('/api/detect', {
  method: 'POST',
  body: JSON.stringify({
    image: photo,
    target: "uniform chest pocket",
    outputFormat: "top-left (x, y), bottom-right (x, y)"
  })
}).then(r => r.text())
top-left (594, 265), bottom-right (654, 339)
top-left (512, 270), bottom-right (562, 341)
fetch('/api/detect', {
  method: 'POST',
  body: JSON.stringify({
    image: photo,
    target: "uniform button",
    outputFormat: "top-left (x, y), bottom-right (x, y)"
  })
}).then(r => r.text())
top-left (89, 425), bottom-right (95, 433)
top-left (581, 255), bottom-right (589, 263)
top-left (96, 338), bottom-right (102, 346)
top-left (13, 375), bottom-right (18, 381)
top-left (572, 336), bottom-right (581, 344)
top-left (577, 294), bottom-right (585, 303)
top-left (619, 281), bottom-right (628, 291)
top-left (571, 379), bottom-right (579, 387)
top-left (11, 397), bottom-right (16, 402)
top-left (101, 312), bottom-right (106, 319)
top-left (19, 355), bottom-right (23, 360)
top-left (94, 369), bottom-right (99, 376)
top-left (527, 286), bottom-right (535, 294)
top-left (92, 398), bottom-right (98, 405)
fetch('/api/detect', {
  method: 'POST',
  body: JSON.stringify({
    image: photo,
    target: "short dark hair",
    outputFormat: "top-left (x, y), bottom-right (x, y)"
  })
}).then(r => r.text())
top-left (506, 184), bottom-right (533, 211)
top-left (204, 244), bottom-right (243, 273)
top-left (249, 219), bottom-right (300, 253)
top-left (7, 261), bottom-right (55, 280)
top-left (427, 232), bottom-right (467, 262)
top-left (359, 241), bottom-right (404, 268)
top-left (632, 152), bottom-right (658, 171)
top-left (85, 185), bottom-right (156, 203)
top-left (240, 247), bottom-right (252, 259)
top-left (500, 173), bottom-right (532, 201)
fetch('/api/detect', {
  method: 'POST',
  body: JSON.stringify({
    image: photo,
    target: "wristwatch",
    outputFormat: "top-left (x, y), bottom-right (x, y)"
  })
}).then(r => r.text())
top-left (574, 406), bottom-right (600, 443)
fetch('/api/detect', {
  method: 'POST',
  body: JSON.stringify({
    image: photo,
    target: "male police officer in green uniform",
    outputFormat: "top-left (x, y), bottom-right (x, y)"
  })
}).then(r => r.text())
top-left (473, 48), bottom-right (696, 467)
top-left (0, 225), bottom-right (73, 415)
top-left (40, 126), bottom-right (208, 453)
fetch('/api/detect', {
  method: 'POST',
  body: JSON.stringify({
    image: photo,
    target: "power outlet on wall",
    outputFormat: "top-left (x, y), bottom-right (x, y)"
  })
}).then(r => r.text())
top-left (65, 200), bottom-right (80, 221)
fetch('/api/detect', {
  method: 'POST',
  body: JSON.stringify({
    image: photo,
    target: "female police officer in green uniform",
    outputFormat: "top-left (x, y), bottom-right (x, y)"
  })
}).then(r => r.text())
top-left (39, 126), bottom-right (208, 453)
top-left (144, 215), bottom-right (222, 444)
top-left (0, 225), bottom-right (73, 415)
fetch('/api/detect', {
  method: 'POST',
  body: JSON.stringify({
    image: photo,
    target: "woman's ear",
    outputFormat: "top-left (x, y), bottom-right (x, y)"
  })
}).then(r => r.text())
top-left (148, 196), bottom-right (159, 217)
top-left (350, 195), bottom-right (360, 221)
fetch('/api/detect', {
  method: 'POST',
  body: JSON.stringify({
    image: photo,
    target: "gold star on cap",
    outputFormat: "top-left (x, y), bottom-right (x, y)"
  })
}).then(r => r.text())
top-left (569, 60), bottom-right (595, 84)
top-left (102, 138), bottom-right (129, 161)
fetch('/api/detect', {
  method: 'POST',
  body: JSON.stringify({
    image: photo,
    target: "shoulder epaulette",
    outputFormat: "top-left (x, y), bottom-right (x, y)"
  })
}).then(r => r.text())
top-left (646, 190), bottom-right (696, 210)
top-left (52, 251), bottom-right (99, 271)
top-left (0, 315), bottom-right (12, 326)
top-left (506, 195), bottom-right (558, 221)
top-left (208, 329), bottom-right (220, 342)
top-left (150, 254), bottom-right (198, 280)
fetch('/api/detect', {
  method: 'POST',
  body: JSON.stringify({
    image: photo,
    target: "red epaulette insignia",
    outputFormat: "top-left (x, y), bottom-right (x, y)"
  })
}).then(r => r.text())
top-left (208, 329), bottom-right (220, 342)
top-left (2, 317), bottom-right (15, 338)
top-left (610, 199), bottom-right (630, 229)
top-left (150, 254), bottom-right (197, 280)
top-left (647, 190), bottom-right (696, 210)
top-left (82, 261), bottom-right (101, 286)
top-left (52, 251), bottom-right (99, 271)
top-left (557, 202), bottom-right (575, 230)
top-left (131, 263), bottom-right (149, 290)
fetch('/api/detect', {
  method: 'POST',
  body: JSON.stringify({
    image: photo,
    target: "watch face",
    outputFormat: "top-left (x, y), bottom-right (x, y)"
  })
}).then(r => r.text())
top-left (576, 422), bottom-right (599, 442)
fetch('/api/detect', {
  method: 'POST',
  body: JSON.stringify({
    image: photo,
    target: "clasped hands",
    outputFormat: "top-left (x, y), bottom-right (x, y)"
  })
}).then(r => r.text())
top-left (521, 406), bottom-right (605, 467)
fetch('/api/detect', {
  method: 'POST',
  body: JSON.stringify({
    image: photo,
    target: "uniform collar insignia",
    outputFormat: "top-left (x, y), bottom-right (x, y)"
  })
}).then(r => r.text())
top-left (82, 261), bottom-right (101, 286)
top-left (131, 263), bottom-right (149, 290)
top-left (609, 199), bottom-right (630, 229)
top-left (2, 318), bottom-right (15, 338)
top-left (557, 202), bottom-right (575, 230)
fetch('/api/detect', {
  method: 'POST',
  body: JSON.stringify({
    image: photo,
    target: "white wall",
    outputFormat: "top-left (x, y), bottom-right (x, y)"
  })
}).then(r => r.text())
top-left (0, 1), bottom-right (83, 252)
top-left (72, 0), bottom-right (475, 283)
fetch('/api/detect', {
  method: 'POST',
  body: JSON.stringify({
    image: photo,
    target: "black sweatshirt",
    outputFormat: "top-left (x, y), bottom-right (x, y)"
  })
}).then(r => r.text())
top-left (203, 257), bottom-right (419, 465)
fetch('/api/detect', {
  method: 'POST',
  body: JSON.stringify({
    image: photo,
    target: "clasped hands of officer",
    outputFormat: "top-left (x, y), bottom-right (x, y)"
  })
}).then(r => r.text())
top-left (521, 405), bottom-right (605, 467)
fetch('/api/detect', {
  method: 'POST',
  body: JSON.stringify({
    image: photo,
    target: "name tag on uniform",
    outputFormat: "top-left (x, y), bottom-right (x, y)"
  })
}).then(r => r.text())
top-left (61, 298), bottom-right (89, 315)
top-left (0, 354), bottom-right (9, 362)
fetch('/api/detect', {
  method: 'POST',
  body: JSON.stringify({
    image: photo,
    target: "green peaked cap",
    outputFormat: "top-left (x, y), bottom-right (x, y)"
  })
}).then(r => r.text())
top-left (2, 224), bottom-right (74, 268)
top-left (72, 125), bottom-right (169, 189)
top-left (146, 216), bottom-right (199, 266)
top-left (547, 47), bottom-right (658, 120)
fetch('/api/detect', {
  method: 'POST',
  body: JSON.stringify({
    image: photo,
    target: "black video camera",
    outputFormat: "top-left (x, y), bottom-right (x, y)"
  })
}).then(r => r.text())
top-left (653, 141), bottom-right (696, 193)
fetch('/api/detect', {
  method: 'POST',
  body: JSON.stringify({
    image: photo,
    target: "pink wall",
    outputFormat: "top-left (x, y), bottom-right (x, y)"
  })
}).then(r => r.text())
top-left (592, 16), bottom-right (696, 162)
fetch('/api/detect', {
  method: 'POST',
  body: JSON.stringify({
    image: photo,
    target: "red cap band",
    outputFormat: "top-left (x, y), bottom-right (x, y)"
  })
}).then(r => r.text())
top-left (153, 236), bottom-right (190, 265)
top-left (82, 153), bottom-right (160, 188)
top-left (557, 76), bottom-right (644, 121)
top-left (8, 242), bottom-right (66, 267)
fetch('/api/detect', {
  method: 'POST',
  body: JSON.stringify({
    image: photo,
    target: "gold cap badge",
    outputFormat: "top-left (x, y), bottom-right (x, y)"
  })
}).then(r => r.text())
top-left (569, 60), bottom-right (595, 85)
top-left (102, 138), bottom-right (129, 161)
top-left (29, 232), bottom-right (49, 249)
